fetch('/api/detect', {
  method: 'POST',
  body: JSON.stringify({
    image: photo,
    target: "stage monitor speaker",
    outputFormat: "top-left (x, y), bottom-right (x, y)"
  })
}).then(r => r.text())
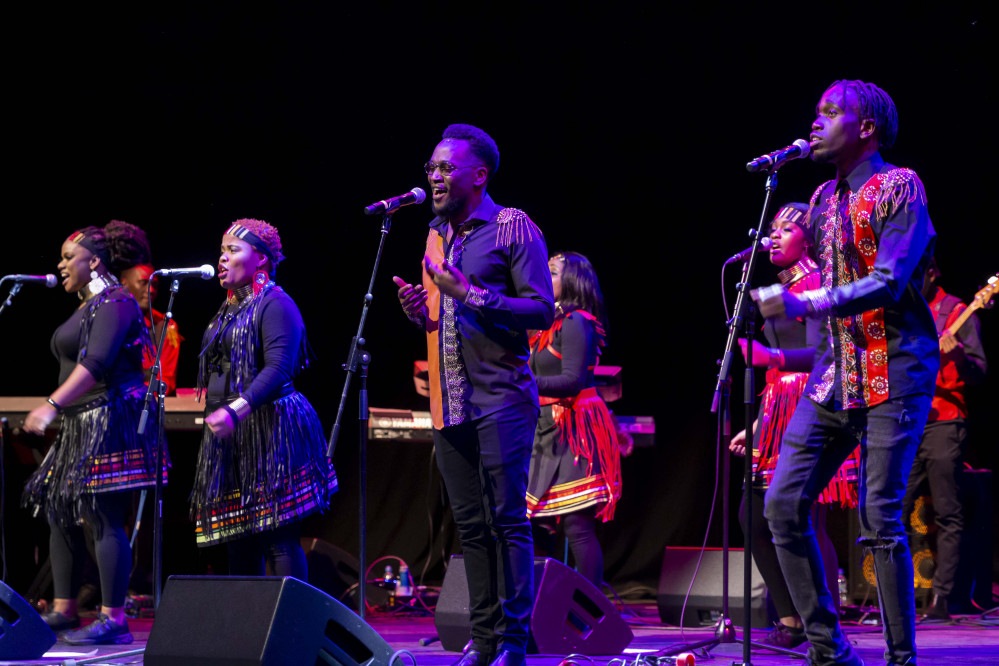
top-left (434, 555), bottom-right (632, 655)
top-left (144, 575), bottom-right (394, 666)
top-left (0, 580), bottom-right (56, 660)
top-left (656, 547), bottom-right (775, 629)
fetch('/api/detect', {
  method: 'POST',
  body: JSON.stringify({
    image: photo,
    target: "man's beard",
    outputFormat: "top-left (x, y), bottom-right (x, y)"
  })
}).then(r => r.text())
top-left (432, 193), bottom-right (465, 218)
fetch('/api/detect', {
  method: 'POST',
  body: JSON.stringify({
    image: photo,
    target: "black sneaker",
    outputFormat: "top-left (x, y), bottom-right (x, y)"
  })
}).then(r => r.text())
top-left (923, 593), bottom-right (951, 621)
top-left (762, 622), bottom-right (807, 649)
top-left (63, 614), bottom-right (133, 645)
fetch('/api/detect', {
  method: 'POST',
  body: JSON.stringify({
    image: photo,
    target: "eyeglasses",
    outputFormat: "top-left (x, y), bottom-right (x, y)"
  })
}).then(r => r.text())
top-left (423, 161), bottom-right (485, 176)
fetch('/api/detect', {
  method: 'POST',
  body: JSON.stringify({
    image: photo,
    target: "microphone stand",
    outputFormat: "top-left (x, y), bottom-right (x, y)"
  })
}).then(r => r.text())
top-left (327, 210), bottom-right (394, 621)
top-left (137, 278), bottom-right (180, 609)
top-left (0, 279), bottom-right (24, 319)
top-left (662, 167), bottom-right (800, 664)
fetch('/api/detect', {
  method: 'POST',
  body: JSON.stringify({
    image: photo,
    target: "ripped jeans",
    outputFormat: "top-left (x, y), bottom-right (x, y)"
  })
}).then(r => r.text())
top-left (765, 393), bottom-right (930, 666)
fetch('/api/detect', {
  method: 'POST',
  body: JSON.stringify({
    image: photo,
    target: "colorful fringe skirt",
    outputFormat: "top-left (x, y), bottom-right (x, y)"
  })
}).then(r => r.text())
top-left (22, 382), bottom-right (167, 528)
top-left (526, 387), bottom-right (622, 522)
top-left (190, 391), bottom-right (338, 546)
top-left (754, 368), bottom-right (859, 508)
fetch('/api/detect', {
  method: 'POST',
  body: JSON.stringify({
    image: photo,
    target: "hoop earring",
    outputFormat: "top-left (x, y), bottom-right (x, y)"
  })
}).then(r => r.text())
top-left (252, 270), bottom-right (270, 297)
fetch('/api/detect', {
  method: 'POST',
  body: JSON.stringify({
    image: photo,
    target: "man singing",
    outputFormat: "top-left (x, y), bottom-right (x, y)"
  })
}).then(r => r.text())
top-left (393, 124), bottom-right (554, 666)
top-left (753, 80), bottom-right (938, 666)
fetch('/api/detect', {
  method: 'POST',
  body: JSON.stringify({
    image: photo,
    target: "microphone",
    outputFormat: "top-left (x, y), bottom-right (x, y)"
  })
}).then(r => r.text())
top-left (725, 237), bottom-right (772, 264)
top-left (153, 265), bottom-right (216, 280)
top-left (364, 187), bottom-right (427, 216)
top-left (4, 274), bottom-right (58, 287)
top-left (746, 139), bottom-right (811, 173)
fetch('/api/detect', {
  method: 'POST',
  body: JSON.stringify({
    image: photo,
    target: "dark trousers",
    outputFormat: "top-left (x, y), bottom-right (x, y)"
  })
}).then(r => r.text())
top-left (49, 492), bottom-right (133, 608)
top-left (434, 402), bottom-right (537, 655)
top-left (765, 393), bottom-right (930, 666)
top-left (903, 419), bottom-right (966, 598)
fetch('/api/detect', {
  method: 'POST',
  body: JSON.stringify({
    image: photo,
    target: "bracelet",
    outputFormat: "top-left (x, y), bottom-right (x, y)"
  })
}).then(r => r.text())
top-left (46, 397), bottom-right (63, 413)
top-left (766, 347), bottom-right (784, 369)
top-left (463, 285), bottom-right (487, 308)
top-left (229, 396), bottom-right (252, 420)
top-left (220, 404), bottom-right (240, 424)
top-left (801, 287), bottom-right (832, 316)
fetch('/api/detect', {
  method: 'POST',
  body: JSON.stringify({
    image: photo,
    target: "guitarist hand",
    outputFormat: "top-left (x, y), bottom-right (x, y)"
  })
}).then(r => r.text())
top-left (939, 330), bottom-right (965, 356)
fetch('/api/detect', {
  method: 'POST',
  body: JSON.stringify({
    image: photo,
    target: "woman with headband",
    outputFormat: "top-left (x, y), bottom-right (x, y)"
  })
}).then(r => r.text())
top-left (22, 222), bottom-right (165, 645)
top-left (526, 251), bottom-right (623, 589)
top-left (730, 203), bottom-right (859, 649)
top-left (191, 218), bottom-right (337, 579)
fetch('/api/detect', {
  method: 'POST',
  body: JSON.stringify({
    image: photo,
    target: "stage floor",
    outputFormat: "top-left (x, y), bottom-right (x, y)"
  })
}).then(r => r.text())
top-left (4, 603), bottom-right (998, 665)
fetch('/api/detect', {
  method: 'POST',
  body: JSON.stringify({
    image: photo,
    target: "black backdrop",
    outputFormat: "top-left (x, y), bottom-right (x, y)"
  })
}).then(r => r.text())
top-left (2, 4), bottom-right (996, 595)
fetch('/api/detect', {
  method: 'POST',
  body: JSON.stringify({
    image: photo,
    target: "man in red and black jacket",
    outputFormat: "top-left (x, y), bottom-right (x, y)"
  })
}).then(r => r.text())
top-left (903, 258), bottom-right (988, 620)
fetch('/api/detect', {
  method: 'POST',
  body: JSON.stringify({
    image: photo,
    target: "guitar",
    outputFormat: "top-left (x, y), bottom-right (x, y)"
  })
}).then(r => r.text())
top-left (945, 273), bottom-right (998, 337)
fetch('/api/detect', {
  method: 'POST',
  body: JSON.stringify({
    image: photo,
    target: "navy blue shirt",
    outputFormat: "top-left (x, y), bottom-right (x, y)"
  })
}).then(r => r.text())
top-left (422, 194), bottom-right (554, 427)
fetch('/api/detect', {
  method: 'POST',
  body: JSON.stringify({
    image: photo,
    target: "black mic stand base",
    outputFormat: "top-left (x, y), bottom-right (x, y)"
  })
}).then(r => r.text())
top-left (656, 617), bottom-right (805, 663)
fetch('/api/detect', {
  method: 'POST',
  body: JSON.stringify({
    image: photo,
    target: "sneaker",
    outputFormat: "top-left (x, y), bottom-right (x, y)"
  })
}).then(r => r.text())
top-left (805, 643), bottom-right (865, 666)
top-left (63, 614), bottom-right (133, 645)
top-left (762, 622), bottom-right (807, 649)
top-left (41, 610), bottom-right (81, 632)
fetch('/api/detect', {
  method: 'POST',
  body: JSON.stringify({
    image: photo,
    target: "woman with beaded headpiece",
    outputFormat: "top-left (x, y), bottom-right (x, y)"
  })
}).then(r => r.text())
top-left (191, 218), bottom-right (337, 579)
top-left (525, 251), bottom-right (624, 589)
top-left (22, 221), bottom-right (166, 645)
top-left (730, 203), bottom-right (860, 649)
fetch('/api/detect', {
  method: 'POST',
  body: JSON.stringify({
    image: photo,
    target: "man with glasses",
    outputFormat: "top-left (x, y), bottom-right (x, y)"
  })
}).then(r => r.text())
top-left (393, 124), bottom-right (553, 666)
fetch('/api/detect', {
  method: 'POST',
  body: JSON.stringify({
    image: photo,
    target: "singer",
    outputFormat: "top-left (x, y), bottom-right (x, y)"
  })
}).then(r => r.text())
top-left (526, 251), bottom-right (624, 589)
top-left (752, 80), bottom-right (937, 666)
top-left (190, 218), bottom-right (337, 580)
top-left (21, 222), bottom-right (167, 645)
top-left (393, 124), bottom-right (553, 666)
top-left (115, 221), bottom-right (184, 396)
top-left (729, 204), bottom-right (859, 649)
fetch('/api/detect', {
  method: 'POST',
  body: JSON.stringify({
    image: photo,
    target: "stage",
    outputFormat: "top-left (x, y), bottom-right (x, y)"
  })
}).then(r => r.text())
top-left (3, 602), bottom-right (997, 665)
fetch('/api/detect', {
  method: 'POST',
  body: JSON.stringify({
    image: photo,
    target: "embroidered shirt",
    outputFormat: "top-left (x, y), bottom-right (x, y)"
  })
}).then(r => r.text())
top-left (804, 153), bottom-right (939, 409)
top-left (418, 194), bottom-right (554, 429)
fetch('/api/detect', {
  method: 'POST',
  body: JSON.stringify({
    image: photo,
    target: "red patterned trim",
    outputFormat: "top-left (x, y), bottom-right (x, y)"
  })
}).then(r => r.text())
top-left (526, 474), bottom-right (619, 518)
top-left (807, 170), bottom-right (923, 408)
top-left (541, 387), bottom-right (622, 521)
top-left (195, 467), bottom-right (339, 545)
top-left (530, 310), bottom-right (605, 360)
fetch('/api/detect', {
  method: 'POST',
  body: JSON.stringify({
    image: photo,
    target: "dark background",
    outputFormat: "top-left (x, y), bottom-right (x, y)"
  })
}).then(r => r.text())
top-left (2, 3), bottom-right (996, 599)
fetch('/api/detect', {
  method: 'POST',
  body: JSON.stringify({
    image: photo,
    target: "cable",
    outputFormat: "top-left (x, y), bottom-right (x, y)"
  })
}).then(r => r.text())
top-left (670, 408), bottom-right (724, 641)
top-left (388, 648), bottom-right (418, 666)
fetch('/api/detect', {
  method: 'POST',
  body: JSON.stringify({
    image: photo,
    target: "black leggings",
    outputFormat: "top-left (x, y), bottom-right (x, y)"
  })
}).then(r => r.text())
top-left (49, 492), bottom-right (132, 608)
top-left (533, 507), bottom-right (604, 588)
top-left (226, 522), bottom-right (307, 579)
